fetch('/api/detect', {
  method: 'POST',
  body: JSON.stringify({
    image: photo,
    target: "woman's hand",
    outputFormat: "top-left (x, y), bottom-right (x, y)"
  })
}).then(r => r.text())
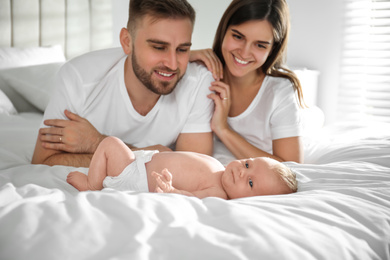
top-left (189, 49), bottom-right (223, 81)
top-left (208, 81), bottom-right (231, 136)
top-left (39, 110), bottom-right (105, 154)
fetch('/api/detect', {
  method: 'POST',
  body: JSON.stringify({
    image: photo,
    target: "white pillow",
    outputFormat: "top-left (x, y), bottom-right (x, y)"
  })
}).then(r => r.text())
top-left (0, 45), bottom-right (66, 69)
top-left (0, 89), bottom-right (17, 115)
top-left (0, 63), bottom-right (64, 112)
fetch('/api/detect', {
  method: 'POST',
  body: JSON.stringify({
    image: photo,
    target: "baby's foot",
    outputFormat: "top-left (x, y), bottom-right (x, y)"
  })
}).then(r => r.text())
top-left (67, 171), bottom-right (90, 191)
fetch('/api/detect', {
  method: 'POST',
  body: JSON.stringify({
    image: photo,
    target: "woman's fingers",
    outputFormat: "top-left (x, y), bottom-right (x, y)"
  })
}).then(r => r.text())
top-left (209, 81), bottom-right (230, 100)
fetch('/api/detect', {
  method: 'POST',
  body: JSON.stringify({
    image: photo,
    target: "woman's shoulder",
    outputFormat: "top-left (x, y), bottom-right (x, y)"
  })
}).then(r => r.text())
top-left (265, 75), bottom-right (293, 88)
top-left (263, 75), bottom-right (295, 96)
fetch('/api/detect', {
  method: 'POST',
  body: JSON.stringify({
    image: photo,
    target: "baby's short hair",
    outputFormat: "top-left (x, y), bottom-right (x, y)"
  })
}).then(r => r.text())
top-left (273, 163), bottom-right (298, 193)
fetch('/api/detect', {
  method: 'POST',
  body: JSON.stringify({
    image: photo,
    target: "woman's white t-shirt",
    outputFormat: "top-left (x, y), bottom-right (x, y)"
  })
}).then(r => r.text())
top-left (213, 75), bottom-right (303, 165)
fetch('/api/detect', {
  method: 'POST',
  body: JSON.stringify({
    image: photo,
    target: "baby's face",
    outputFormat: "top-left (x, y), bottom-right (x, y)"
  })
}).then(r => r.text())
top-left (221, 157), bottom-right (290, 199)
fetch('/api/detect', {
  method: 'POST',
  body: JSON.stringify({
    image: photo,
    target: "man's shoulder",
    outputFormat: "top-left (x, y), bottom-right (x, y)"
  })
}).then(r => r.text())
top-left (59, 47), bottom-right (126, 85)
top-left (68, 47), bottom-right (125, 67)
top-left (176, 62), bottom-right (213, 92)
top-left (184, 62), bottom-right (213, 79)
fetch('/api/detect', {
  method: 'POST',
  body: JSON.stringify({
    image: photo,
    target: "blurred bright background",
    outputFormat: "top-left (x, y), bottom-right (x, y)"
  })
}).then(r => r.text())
top-left (112, 0), bottom-right (390, 126)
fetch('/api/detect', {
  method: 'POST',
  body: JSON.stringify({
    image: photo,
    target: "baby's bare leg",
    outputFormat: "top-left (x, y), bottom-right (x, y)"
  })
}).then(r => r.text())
top-left (67, 171), bottom-right (90, 191)
top-left (67, 136), bottom-right (136, 191)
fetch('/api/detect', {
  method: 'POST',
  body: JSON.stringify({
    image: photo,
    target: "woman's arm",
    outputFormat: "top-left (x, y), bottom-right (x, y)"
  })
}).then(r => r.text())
top-left (217, 127), bottom-right (303, 163)
top-left (273, 136), bottom-right (303, 163)
top-left (208, 79), bottom-right (303, 163)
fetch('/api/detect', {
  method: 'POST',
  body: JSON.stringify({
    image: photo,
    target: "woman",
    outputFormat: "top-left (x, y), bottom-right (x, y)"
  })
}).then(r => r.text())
top-left (191, 0), bottom-right (305, 165)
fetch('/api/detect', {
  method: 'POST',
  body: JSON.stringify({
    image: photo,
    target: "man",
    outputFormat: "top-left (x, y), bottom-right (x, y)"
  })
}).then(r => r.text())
top-left (31, 0), bottom-right (214, 167)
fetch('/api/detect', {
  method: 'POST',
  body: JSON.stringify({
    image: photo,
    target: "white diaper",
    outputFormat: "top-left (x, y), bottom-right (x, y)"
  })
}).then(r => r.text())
top-left (103, 150), bottom-right (159, 192)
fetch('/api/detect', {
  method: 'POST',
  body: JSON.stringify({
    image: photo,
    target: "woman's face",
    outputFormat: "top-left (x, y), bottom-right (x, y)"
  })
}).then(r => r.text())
top-left (221, 19), bottom-right (274, 78)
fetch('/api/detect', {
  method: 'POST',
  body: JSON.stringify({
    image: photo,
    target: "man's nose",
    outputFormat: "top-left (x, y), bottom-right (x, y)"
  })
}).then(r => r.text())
top-left (162, 50), bottom-right (178, 71)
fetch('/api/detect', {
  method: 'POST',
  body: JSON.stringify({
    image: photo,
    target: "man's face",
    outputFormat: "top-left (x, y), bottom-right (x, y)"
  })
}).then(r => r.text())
top-left (131, 15), bottom-right (193, 95)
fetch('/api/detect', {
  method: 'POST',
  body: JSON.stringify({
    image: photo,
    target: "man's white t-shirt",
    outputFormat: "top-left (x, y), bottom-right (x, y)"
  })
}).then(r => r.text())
top-left (43, 47), bottom-right (214, 149)
top-left (213, 76), bottom-right (303, 165)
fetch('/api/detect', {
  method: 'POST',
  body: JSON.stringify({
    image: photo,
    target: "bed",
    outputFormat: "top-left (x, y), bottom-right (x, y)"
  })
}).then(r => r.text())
top-left (1, 1), bottom-right (390, 260)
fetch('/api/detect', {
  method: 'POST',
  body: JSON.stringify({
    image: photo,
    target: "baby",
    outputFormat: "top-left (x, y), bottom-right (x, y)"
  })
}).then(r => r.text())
top-left (67, 136), bottom-right (297, 199)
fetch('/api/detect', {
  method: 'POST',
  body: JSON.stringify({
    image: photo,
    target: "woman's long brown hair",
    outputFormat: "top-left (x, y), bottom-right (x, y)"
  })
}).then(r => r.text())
top-left (213, 0), bottom-right (306, 108)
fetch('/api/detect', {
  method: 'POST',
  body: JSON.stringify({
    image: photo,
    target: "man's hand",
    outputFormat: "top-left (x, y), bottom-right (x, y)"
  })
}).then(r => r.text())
top-left (39, 110), bottom-right (105, 154)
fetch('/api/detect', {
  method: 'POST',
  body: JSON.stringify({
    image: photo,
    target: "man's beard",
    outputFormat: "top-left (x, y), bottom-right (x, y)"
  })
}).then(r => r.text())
top-left (131, 49), bottom-right (183, 95)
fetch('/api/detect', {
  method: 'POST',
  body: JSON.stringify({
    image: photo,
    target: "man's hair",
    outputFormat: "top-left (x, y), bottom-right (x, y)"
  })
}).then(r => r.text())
top-left (273, 163), bottom-right (298, 193)
top-left (127, 0), bottom-right (196, 36)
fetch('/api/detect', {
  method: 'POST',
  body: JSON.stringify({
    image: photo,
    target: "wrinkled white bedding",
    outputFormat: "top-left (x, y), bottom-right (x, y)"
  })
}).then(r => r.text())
top-left (0, 113), bottom-right (389, 260)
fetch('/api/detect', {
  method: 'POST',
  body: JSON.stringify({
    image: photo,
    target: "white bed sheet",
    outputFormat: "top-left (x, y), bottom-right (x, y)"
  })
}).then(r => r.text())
top-left (0, 113), bottom-right (390, 260)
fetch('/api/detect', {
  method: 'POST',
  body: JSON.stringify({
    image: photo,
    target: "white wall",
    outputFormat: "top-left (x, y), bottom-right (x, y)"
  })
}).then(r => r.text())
top-left (188, 0), bottom-right (231, 50)
top-left (112, 0), bottom-right (345, 125)
top-left (112, 0), bottom-right (130, 46)
top-left (287, 0), bottom-right (345, 124)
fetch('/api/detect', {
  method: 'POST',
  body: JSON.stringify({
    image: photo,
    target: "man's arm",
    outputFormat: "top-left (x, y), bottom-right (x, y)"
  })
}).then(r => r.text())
top-left (31, 136), bottom-right (93, 167)
top-left (175, 132), bottom-right (213, 156)
top-left (32, 129), bottom-right (171, 167)
top-left (31, 109), bottom-right (101, 167)
top-left (34, 110), bottom-right (174, 167)
top-left (174, 63), bottom-right (215, 155)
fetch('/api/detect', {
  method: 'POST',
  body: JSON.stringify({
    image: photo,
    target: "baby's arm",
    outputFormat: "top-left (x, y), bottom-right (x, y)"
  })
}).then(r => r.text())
top-left (152, 169), bottom-right (196, 197)
top-left (152, 169), bottom-right (227, 199)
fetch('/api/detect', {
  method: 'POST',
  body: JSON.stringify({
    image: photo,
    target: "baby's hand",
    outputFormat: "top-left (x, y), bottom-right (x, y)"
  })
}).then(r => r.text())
top-left (152, 168), bottom-right (175, 193)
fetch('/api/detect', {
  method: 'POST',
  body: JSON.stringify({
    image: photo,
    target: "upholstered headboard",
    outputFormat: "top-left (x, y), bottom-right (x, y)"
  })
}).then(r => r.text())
top-left (0, 0), bottom-right (113, 59)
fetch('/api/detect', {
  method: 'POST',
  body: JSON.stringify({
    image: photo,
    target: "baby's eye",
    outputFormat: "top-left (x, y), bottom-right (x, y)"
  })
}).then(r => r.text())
top-left (245, 162), bottom-right (249, 168)
top-left (249, 179), bottom-right (253, 188)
